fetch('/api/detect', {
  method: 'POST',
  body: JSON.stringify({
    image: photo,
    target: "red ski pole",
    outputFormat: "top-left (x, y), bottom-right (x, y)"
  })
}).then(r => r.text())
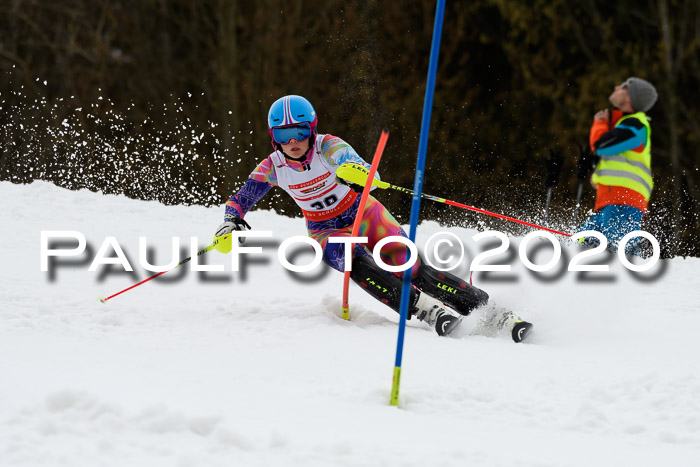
top-left (336, 163), bottom-right (572, 238)
top-left (98, 235), bottom-right (229, 303)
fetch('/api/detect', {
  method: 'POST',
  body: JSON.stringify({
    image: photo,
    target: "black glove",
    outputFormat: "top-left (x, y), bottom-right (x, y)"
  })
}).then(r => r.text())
top-left (215, 218), bottom-right (252, 244)
top-left (336, 175), bottom-right (364, 193)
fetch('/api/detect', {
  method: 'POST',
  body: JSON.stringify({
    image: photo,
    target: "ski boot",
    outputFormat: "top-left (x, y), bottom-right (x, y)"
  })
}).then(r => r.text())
top-left (413, 292), bottom-right (462, 337)
top-left (495, 310), bottom-right (533, 343)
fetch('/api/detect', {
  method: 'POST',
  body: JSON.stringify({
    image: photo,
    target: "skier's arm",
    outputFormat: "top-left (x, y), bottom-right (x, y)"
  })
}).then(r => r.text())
top-left (321, 134), bottom-right (381, 185)
top-left (224, 157), bottom-right (277, 221)
top-left (593, 117), bottom-right (648, 157)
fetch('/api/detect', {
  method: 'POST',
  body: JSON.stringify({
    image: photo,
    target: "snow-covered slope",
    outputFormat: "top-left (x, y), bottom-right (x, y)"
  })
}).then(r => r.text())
top-left (1, 180), bottom-right (698, 467)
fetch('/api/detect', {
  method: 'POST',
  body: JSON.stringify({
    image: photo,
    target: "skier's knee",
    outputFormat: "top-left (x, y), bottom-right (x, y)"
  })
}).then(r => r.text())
top-left (415, 263), bottom-right (488, 314)
top-left (350, 255), bottom-right (416, 314)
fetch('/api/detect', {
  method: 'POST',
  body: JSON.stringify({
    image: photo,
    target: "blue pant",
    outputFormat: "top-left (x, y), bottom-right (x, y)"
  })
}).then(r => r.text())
top-left (577, 204), bottom-right (644, 254)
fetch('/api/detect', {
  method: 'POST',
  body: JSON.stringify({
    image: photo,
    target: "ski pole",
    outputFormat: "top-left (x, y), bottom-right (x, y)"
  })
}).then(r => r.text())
top-left (574, 143), bottom-right (596, 221)
top-left (336, 163), bottom-right (572, 237)
top-left (573, 182), bottom-right (584, 219)
top-left (98, 235), bottom-right (230, 303)
top-left (341, 129), bottom-right (389, 320)
top-left (545, 188), bottom-right (553, 221)
top-left (544, 148), bottom-right (563, 223)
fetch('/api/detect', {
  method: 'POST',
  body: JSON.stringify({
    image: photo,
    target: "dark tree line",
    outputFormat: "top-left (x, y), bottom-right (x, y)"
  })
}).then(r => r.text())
top-left (1, 0), bottom-right (698, 255)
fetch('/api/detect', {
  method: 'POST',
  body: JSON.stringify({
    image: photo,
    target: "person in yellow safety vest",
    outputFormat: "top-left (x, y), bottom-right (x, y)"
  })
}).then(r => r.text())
top-left (578, 77), bottom-right (657, 255)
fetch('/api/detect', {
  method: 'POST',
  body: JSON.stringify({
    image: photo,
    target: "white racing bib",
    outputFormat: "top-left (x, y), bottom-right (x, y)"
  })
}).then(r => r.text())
top-left (271, 134), bottom-right (357, 221)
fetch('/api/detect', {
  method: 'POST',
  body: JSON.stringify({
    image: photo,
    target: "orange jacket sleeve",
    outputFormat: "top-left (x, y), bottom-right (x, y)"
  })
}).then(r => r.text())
top-left (589, 119), bottom-right (610, 151)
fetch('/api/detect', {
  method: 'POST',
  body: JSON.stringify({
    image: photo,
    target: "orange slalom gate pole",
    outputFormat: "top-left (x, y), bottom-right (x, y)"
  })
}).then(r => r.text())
top-left (341, 129), bottom-right (389, 320)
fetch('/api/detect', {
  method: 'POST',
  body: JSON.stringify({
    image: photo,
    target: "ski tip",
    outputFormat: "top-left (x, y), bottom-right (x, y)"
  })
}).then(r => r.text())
top-left (97, 297), bottom-right (106, 304)
top-left (512, 321), bottom-right (533, 343)
top-left (436, 314), bottom-right (462, 337)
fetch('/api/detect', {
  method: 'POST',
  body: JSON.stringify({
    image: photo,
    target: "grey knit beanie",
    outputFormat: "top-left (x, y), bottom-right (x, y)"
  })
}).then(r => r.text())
top-left (623, 77), bottom-right (658, 112)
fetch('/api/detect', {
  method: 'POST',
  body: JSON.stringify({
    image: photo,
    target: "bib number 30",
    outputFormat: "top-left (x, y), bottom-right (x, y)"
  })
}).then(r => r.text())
top-left (310, 194), bottom-right (338, 210)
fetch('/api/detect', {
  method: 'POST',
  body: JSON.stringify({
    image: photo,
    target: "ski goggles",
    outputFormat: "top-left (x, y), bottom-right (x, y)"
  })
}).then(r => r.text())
top-left (271, 123), bottom-right (312, 144)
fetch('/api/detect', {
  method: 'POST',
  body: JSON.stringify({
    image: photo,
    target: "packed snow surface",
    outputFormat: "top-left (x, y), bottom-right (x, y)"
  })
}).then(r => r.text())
top-left (1, 180), bottom-right (699, 467)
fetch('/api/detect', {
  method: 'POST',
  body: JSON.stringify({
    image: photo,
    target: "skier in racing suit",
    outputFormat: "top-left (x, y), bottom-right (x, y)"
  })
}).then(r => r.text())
top-left (215, 95), bottom-right (531, 341)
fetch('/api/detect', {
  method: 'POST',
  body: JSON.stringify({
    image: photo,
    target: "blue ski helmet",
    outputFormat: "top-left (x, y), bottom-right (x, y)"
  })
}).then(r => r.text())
top-left (267, 95), bottom-right (318, 148)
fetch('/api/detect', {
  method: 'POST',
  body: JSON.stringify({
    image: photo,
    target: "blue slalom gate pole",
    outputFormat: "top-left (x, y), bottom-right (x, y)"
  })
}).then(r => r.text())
top-left (390, 0), bottom-right (446, 406)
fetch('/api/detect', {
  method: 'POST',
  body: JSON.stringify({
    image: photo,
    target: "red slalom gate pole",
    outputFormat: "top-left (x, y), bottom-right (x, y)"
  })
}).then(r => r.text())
top-left (341, 129), bottom-right (389, 320)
